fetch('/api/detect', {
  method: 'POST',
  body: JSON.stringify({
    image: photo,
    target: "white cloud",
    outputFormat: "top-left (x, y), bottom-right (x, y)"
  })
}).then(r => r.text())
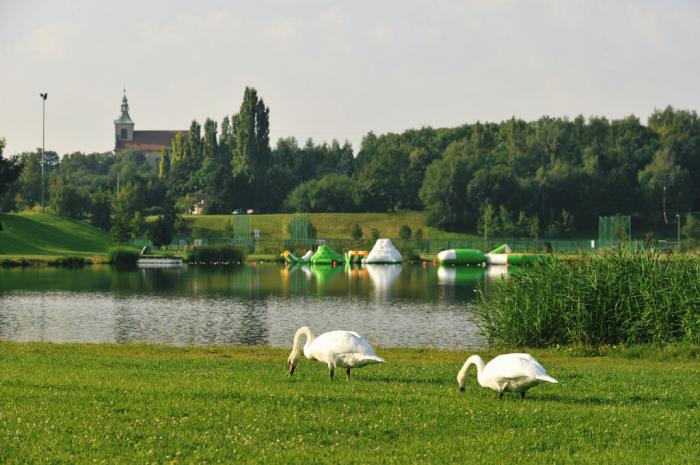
top-left (318, 5), bottom-right (344, 31)
top-left (372, 23), bottom-right (392, 45)
top-left (266, 17), bottom-right (301, 41)
top-left (206, 10), bottom-right (229, 28)
top-left (31, 22), bottom-right (81, 60)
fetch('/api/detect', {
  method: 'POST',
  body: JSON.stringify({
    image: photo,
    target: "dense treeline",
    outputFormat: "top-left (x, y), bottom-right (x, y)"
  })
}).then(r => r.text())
top-left (1, 86), bottom-right (700, 242)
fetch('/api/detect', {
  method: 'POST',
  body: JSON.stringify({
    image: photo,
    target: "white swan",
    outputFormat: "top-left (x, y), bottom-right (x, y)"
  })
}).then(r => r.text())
top-left (457, 353), bottom-right (557, 399)
top-left (287, 327), bottom-right (384, 380)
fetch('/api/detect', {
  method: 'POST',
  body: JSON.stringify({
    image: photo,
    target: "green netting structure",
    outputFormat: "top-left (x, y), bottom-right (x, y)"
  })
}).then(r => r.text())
top-left (233, 215), bottom-right (250, 241)
top-left (289, 213), bottom-right (311, 242)
top-left (598, 215), bottom-right (631, 248)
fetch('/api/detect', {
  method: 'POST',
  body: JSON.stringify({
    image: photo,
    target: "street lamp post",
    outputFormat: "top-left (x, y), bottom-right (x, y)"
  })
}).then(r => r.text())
top-left (39, 93), bottom-right (47, 213)
top-left (676, 213), bottom-right (681, 251)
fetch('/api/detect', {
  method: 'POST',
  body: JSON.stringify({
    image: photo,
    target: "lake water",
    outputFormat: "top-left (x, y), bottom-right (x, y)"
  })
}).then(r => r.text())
top-left (0, 264), bottom-right (508, 349)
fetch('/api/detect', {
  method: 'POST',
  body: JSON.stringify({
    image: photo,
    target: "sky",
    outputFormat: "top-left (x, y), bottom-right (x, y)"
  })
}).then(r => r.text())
top-left (1, 0), bottom-right (699, 157)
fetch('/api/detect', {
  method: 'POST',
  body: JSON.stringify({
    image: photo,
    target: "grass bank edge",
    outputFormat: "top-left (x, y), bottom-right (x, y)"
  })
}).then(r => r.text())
top-left (1, 341), bottom-right (698, 362)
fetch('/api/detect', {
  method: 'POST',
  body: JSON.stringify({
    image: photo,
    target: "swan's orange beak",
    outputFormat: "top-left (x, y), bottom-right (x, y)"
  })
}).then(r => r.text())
top-left (288, 361), bottom-right (296, 376)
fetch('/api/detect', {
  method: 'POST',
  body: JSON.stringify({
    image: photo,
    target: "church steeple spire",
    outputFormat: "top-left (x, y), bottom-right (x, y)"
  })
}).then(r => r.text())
top-left (114, 90), bottom-right (135, 144)
top-left (116, 89), bottom-right (134, 125)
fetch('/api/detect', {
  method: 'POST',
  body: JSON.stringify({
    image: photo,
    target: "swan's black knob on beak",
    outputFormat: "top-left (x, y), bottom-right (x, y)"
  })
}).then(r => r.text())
top-left (287, 361), bottom-right (296, 376)
top-left (459, 385), bottom-right (465, 392)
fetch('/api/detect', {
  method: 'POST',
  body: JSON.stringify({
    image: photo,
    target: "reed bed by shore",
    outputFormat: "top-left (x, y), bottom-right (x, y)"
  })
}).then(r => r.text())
top-left (475, 250), bottom-right (700, 347)
top-left (186, 244), bottom-right (246, 264)
top-left (0, 343), bottom-right (698, 464)
top-left (106, 246), bottom-right (141, 268)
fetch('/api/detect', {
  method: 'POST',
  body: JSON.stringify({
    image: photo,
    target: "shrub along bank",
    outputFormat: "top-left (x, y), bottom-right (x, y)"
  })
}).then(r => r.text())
top-left (186, 244), bottom-right (246, 264)
top-left (106, 247), bottom-right (140, 268)
top-left (475, 249), bottom-right (700, 347)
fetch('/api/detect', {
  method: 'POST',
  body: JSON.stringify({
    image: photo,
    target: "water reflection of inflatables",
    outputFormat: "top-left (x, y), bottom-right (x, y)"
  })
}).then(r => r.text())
top-left (485, 265), bottom-right (508, 280)
top-left (310, 265), bottom-right (344, 285)
top-left (437, 266), bottom-right (485, 285)
top-left (365, 264), bottom-right (402, 293)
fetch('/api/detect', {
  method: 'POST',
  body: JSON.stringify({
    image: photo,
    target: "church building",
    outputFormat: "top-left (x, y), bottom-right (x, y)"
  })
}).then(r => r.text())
top-left (114, 91), bottom-right (186, 162)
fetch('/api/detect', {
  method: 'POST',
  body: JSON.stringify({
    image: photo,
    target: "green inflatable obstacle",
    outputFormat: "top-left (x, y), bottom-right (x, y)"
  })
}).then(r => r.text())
top-left (281, 250), bottom-right (299, 264)
top-left (437, 248), bottom-right (486, 266)
top-left (310, 245), bottom-right (345, 265)
top-left (487, 244), bottom-right (511, 254)
top-left (507, 254), bottom-right (550, 266)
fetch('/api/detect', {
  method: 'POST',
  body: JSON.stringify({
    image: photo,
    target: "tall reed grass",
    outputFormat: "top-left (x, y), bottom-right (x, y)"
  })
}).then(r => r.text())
top-left (186, 244), bottom-right (245, 264)
top-left (106, 247), bottom-right (140, 268)
top-left (475, 250), bottom-right (700, 347)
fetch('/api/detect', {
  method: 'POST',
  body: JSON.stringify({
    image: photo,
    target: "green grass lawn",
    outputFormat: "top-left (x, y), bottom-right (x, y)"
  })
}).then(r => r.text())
top-left (181, 211), bottom-right (481, 241)
top-left (1, 343), bottom-right (698, 464)
top-left (0, 213), bottom-right (113, 257)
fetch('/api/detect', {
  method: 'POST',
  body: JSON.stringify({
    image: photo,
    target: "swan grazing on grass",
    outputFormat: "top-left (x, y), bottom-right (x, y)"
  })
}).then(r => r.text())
top-left (457, 353), bottom-right (557, 399)
top-left (287, 327), bottom-right (384, 380)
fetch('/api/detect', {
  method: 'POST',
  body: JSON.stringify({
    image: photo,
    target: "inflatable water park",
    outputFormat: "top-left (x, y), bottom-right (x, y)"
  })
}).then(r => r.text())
top-left (437, 244), bottom-right (550, 267)
top-left (282, 238), bottom-right (404, 265)
top-left (282, 240), bottom-right (548, 267)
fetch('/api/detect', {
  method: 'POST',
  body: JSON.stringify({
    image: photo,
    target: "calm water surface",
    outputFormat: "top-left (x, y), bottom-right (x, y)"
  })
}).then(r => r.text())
top-left (0, 264), bottom-right (508, 349)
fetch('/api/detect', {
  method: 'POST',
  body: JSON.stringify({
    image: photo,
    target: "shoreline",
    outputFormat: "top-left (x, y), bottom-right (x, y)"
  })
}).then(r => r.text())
top-left (1, 340), bottom-right (698, 359)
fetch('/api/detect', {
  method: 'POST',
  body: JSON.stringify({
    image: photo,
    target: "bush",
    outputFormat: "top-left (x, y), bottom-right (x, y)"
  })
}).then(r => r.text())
top-left (107, 247), bottom-right (140, 268)
top-left (414, 228), bottom-right (423, 241)
top-left (110, 211), bottom-right (133, 244)
top-left (186, 245), bottom-right (245, 265)
top-left (399, 224), bottom-right (412, 240)
top-left (351, 223), bottom-right (363, 240)
top-left (148, 215), bottom-right (174, 247)
top-left (371, 228), bottom-right (380, 240)
top-left (49, 256), bottom-right (90, 268)
top-left (283, 174), bottom-right (359, 212)
top-left (682, 213), bottom-right (700, 240)
top-left (398, 245), bottom-right (420, 262)
top-left (475, 249), bottom-right (700, 347)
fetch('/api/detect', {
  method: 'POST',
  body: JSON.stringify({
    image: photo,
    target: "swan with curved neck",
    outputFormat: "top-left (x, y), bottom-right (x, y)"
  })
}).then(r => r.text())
top-left (287, 326), bottom-right (384, 380)
top-left (457, 353), bottom-right (557, 399)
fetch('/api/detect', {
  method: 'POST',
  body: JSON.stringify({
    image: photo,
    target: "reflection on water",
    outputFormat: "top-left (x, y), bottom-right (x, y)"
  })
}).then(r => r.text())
top-left (437, 267), bottom-right (485, 285)
top-left (0, 263), bottom-right (496, 349)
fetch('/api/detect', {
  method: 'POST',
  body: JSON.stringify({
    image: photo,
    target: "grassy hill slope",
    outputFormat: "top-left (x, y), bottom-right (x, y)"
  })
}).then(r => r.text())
top-left (0, 213), bottom-right (113, 257)
top-left (183, 211), bottom-right (480, 240)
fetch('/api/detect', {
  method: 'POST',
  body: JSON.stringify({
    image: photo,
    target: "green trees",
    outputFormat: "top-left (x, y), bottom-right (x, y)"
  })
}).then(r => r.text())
top-left (148, 214), bottom-right (174, 247)
top-left (232, 87), bottom-right (271, 210)
top-left (4, 95), bottom-right (700, 240)
top-left (196, 118), bottom-right (231, 213)
top-left (14, 150), bottom-right (58, 209)
top-left (0, 138), bottom-right (21, 210)
top-left (355, 147), bottom-right (408, 211)
top-left (284, 174), bottom-right (358, 213)
top-left (638, 149), bottom-right (688, 224)
top-left (88, 189), bottom-right (112, 231)
top-left (419, 141), bottom-right (474, 229)
top-left (681, 213), bottom-right (700, 242)
top-left (158, 149), bottom-right (170, 180)
top-left (48, 180), bottom-right (83, 218)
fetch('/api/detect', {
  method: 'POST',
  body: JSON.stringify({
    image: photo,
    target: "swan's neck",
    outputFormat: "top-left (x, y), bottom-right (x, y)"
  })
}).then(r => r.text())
top-left (291, 327), bottom-right (315, 362)
top-left (458, 355), bottom-right (486, 388)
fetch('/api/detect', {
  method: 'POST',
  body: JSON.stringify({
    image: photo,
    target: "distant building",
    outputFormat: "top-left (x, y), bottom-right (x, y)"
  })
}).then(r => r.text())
top-left (114, 91), bottom-right (186, 163)
top-left (190, 195), bottom-right (206, 215)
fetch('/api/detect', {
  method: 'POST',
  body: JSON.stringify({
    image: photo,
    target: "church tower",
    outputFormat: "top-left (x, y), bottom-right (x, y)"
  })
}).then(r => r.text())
top-left (114, 90), bottom-right (134, 143)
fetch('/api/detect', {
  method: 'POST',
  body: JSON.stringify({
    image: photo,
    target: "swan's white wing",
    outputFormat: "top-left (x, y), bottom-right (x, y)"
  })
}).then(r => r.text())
top-left (311, 330), bottom-right (377, 357)
top-left (484, 353), bottom-right (548, 380)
